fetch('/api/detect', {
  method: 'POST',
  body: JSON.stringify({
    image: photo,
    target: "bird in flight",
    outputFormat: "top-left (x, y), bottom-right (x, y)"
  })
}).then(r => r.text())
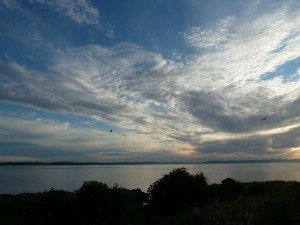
top-left (261, 117), bottom-right (267, 121)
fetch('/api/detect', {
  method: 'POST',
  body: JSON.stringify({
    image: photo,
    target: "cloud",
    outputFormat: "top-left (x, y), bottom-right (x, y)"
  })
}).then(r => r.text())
top-left (0, 114), bottom-right (186, 161)
top-left (196, 137), bottom-right (269, 156)
top-left (183, 16), bottom-right (235, 50)
top-left (29, 0), bottom-right (100, 24)
top-left (2, 2), bottom-right (300, 160)
top-left (180, 2), bottom-right (300, 127)
top-left (0, 0), bottom-right (19, 10)
top-left (190, 131), bottom-right (299, 160)
top-left (269, 126), bottom-right (300, 150)
top-left (0, 59), bottom-right (129, 123)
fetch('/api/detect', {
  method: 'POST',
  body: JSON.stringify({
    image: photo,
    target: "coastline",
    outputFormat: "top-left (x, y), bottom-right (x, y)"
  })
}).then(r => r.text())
top-left (1, 158), bottom-right (300, 165)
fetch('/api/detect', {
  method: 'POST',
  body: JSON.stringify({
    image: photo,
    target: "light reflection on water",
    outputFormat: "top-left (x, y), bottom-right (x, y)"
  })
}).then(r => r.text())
top-left (1, 163), bottom-right (300, 194)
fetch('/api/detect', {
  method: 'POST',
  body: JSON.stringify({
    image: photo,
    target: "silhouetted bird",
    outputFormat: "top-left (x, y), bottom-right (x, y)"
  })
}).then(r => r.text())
top-left (261, 117), bottom-right (267, 121)
top-left (110, 129), bottom-right (112, 132)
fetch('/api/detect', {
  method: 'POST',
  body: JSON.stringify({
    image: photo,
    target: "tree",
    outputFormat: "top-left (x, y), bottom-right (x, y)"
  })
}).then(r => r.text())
top-left (147, 168), bottom-right (208, 215)
top-left (221, 177), bottom-right (244, 196)
top-left (75, 181), bottom-right (146, 225)
top-left (75, 181), bottom-right (110, 225)
top-left (35, 189), bottom-right (75, 225)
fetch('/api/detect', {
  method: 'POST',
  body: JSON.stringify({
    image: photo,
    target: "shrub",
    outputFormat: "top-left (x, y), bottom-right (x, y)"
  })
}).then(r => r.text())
top-left (147, 168), bottom-right (208, 215)
top-left (75, 181), bottom-right (110, 225)
top-left (75, 181), bottom-right (146, 225)
top-left (244, 182), bottom-right (268, 197)
top-left (208, 183), bottom-right (233, 200)
top-left (222, 177), bottom-right (244, 196)
top-left (35, 189), bottom-right (75, 225)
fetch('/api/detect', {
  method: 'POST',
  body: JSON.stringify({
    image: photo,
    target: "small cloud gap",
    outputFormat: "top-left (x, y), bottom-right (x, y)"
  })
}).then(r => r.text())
top-left (260, 57), bottom-right (300, 83)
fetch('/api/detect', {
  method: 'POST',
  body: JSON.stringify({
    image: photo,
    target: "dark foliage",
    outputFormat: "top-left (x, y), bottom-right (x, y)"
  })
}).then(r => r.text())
top-left (0, 193), bottom-right (41, 225)
top-left (2, 168), bottom-right (300, 225)
top-left (243, 182), bottom-right (269, 197)
top-left (208, 183), bottom-right (233, 200)
top-left (75, 181), bottom-right (110, 224)
top-left (221, 177), bottom-right (244, 196)
top-left (147, 168), bottom-right (208, 215)
top-left (34, 189), bottom-right (76, 225)
top-left (74, 181), bottom-right (146, 225)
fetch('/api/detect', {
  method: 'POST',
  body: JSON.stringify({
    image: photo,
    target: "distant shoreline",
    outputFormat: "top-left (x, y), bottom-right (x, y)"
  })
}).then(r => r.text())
top-left (1, 159), bottom-right (300, 165)
top-left (201, 159), bottom-right (300, 164)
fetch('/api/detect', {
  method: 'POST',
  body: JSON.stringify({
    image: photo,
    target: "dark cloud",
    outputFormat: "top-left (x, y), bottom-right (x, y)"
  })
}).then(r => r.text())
top-left (195, 136), bottom-right (269, 155)
top-left (180, 91), bottom-right (252, 132)
top-left (0, 142), bottom-right (86, 159)
top-left (270, 126), bottom-right (300, 149)
top-left (0, 61), bottom-right (128, 123)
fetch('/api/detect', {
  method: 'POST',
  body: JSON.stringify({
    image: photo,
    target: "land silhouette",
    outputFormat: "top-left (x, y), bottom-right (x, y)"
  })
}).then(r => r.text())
top-left (2, 158), bottom-right (300, 165)
top-left (1, 167), bottom-right (300, 225)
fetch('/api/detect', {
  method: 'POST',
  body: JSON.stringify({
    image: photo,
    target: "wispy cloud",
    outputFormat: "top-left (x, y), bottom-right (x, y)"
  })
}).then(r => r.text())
top-left (183, 16), bottom-right (235, 50)
top-left (0, 114), bottom-right (188, 161)
top-left (181, 3), bottom-right (300, 123)
top-left (29, 0), bottom-right (100, 24)
top-left (0, 0), bottom-right (19, 10)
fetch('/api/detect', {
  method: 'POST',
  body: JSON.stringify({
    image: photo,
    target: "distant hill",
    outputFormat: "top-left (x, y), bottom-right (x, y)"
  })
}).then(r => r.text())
top-left (1, 159), bottom-right (300, 165)
top-left (0, 161), bottom-right (174, 166)
top-left (201, 159), bottom-right (300, 164)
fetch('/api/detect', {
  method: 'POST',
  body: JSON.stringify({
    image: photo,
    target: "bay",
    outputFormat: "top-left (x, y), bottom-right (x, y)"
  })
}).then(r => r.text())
top-left (1, 162), bottom-right (300, 194)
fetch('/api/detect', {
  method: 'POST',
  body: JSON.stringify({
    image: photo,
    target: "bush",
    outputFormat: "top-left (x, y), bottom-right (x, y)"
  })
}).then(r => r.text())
top-left (35, 189), bottom-right (75, 225)
top-left (75, 181), bottom-right (110, 225)
top-left (75, 181), bottom-right (146, 225)
top-left (222, 177), bottom-right (244, 196)
top-left (147, 168), bottom-right (208, 215)
top-left (208, 183), bottom-right (233, 200)
top-left (244, 182), bottom-right (268, 197)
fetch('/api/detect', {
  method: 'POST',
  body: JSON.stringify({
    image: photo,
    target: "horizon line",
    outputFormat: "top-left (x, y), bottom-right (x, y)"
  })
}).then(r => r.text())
top-left (1, 158), bottom-right (300, 165)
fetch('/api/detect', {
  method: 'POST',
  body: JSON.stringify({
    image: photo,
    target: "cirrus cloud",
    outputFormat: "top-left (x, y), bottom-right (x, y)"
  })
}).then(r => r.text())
top-left (28, 0), bottom-right (100, 24)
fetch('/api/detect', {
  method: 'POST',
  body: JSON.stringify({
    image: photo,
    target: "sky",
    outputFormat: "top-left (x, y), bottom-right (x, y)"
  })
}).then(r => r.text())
top-left (1, 0), bottom-right (300, 162)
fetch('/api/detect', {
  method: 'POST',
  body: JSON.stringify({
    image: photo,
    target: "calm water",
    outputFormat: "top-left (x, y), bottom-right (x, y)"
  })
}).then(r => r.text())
top-left (1, 163), bottom-right (300, 194)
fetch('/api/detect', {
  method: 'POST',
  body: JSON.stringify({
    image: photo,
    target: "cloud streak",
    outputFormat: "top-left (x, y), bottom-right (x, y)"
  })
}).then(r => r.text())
top-left (0, 114), bottom-right (188, 161)
top-left (29, 0), bottom-right (100, 24)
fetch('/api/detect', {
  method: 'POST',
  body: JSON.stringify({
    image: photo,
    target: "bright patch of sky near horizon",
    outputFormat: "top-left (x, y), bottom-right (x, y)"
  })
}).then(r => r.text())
top-left (1, 0), bottom-right (300, 162)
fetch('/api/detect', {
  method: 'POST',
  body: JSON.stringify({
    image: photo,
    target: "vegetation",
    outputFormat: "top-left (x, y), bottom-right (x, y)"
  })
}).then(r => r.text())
top-left (1, 167), bottom-right (300, 225)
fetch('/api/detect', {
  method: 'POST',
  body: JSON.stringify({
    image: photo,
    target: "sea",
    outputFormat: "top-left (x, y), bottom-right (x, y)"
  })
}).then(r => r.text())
top-left (1, 162), bottom-right (300, 194)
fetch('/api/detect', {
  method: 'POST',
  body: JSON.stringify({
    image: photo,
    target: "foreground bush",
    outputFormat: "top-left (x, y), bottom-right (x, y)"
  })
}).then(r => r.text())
top-left (147, 168), bottom-right (208, 215)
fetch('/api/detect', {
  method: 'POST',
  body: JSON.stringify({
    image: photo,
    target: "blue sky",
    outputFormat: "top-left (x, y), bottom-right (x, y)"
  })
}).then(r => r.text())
top-left (1, 0), bottom-right (300, 162)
